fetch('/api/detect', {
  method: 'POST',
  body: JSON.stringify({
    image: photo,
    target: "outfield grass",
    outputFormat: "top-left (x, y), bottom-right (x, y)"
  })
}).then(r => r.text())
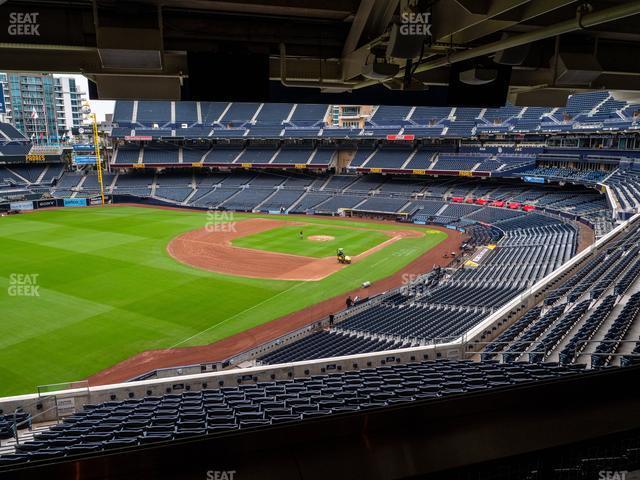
top-left (0, 206), bottom-right (447, 396)
top-left (232, 224), bottom-right (390, 258)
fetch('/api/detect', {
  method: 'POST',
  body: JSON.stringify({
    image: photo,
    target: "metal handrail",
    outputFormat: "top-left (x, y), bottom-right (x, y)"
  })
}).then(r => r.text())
top-left (10, 394), bottom-right (60, 446)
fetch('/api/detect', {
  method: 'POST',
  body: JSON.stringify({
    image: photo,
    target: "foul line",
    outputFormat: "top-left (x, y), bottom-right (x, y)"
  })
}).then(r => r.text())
top-left (169, 281), bottom-right (306, 348)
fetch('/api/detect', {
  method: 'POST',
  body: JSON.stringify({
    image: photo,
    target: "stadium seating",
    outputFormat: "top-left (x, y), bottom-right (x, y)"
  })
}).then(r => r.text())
top-left (606, 171), bottom-right (640, 210)
top-left (271, 147), bottom-right (313, 165)
top-left (182, 146), bottom-right (210, 164)
top-left (83, 173), bottom-right (116, 191)
top-left (559, 295), bottom-right (617, 364)
top-left (0, 411), bottom-right (30, 441)
top-left (196, 102), bottom-right (225, 124)
top-left (220, 103), bottom-right (260, 125)
top-left (258, 189), bottom-right (304, 212)
top-left (370, 105), bottom-right (411, 125)
top-left (260, 331), bottom-right (408, 364)
top-left (114, 146), bottom-right (141, 165)
top-left (137, 101), bottom-right (171, 126)
top-left (289, 193), bottom-right (333, 213)
top-left (191, 188), bottom-right (239, 208)
top-left (0, 361), bottom-right (590, 468)
top-left (477, 223), bottom-right (640, 367)
top-left (314, 195), bottom-right (366, 212)
top-left (522, 167), bottom-right (609, 183)
top-left (53, 173), bottom-right (83, 190)
top-left (236, 147), bottom-right (279, 165)
top-left (353, 197), bottom-right (410, 213)
top-left (173, 102), bottom-right (197, 125)
top-left (105, 91), bottom-right (640, 141)
top-left (4, 164), bottom-right (46, 183)
top-left (143, 145), bottom-right (180, 164)
top-left (309, 149), bottom-right (335, 166)
top-left (155, 188), bottom-right (193, 203)
top-left (204, 147), bottom-right (244, 165)
top-left (112, 101), bottom-right (134, 125)
top-left (255, 103), bottom-right (294, 124)
top-left (592, 292), bottom-right (640, 367)
top-left (221, 189), bottom-right (275, 211)
top-left (363, 148), bottom-right (413, 169)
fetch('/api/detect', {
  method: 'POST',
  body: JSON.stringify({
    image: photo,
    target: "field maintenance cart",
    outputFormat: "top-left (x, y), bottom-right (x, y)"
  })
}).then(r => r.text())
top-left (337, 248), bottom-right (352, 264)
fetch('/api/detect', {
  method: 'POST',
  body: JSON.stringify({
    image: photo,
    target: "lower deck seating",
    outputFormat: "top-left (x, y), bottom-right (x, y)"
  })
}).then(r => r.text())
top-left (259, 331), bottom-right (408, 364)
top-left (154, 188), bottom-right (193, 203)
top-left (314, 195), bottom-right (366, 212)
top-left (220, 189), bottom-right (274, 211)
top-left (289, 193), bottom-right (332, 213)
top-left (258, 189), bottom-right (304, 212)
top-left (190, 188), bottom-right (238, 208)
top-left (353, 197), bottom-right (409, 213)
top-left (336, 304), bottom-right (485, 342)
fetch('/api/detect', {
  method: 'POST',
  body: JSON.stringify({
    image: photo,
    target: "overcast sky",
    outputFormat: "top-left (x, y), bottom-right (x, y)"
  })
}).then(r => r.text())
top-left (55, 74), bottom-right (115, 122)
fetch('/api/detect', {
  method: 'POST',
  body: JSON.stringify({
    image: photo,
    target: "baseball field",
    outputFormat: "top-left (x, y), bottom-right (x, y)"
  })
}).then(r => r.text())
top-left (0, 206), bottom-right (448, 396)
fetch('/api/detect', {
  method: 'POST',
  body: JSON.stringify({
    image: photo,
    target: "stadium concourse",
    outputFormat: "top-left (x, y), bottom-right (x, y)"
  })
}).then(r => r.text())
top-left (2, 92), bottom-right (640, 479)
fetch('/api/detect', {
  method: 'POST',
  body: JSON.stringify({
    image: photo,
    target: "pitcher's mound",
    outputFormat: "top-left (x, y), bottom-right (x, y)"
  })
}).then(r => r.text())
top-left (308, 235), bottom-right (335, 242)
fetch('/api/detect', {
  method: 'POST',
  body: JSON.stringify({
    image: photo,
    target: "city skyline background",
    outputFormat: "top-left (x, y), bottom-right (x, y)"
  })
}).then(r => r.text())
top-left (60, 75), bottom-right (114, 122)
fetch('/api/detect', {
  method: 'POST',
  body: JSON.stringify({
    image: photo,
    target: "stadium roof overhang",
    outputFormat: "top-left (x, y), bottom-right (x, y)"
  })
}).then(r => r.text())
top-left (1, 0), bottom-right (640, 105)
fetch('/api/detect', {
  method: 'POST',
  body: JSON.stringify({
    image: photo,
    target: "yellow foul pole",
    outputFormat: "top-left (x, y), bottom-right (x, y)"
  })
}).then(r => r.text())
top-left (90, 113), bottom-right (105, 206)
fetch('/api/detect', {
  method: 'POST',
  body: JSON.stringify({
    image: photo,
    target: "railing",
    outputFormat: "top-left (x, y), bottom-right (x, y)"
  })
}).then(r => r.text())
top-left (8, 393), bottom-right (61, 447)
top-left (34, 380), bottom-right (86, 397)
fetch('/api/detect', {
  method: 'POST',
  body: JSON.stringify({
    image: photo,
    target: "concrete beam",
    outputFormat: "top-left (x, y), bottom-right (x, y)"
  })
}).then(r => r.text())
top-left (433, 0), bottom-right (577, 44)
top-left (0, 47), bottom-right (187, 77)
top-left (342, 0), bottom-right (376, 57)
top-left (341, 0), bottom-right (399, 81)
top-left (431, 0), bottom-right (531, 42)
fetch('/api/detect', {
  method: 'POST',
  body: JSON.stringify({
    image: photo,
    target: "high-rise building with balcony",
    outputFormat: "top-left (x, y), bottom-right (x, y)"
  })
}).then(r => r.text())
top-left (0, 72), bottom-right (87, 142)
top-left (54, 76), bottom-right (85, 135)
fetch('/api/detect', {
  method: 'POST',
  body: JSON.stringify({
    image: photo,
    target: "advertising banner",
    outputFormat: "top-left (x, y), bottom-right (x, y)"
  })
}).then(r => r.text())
top-left (34, 199), bottom-right (59, 209)
top-left (73, 155), bottom-right (98, 165)
top-left (72, 144), bottom-right (96, 152)
top-left (89, 196), bottom-right (107, 206)
top-left (523, 176), bottom-right (546, 184)
top-left (63, 198), bottom-right (88, 208)
top-left (10, 201), bottom-right (34, 211)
